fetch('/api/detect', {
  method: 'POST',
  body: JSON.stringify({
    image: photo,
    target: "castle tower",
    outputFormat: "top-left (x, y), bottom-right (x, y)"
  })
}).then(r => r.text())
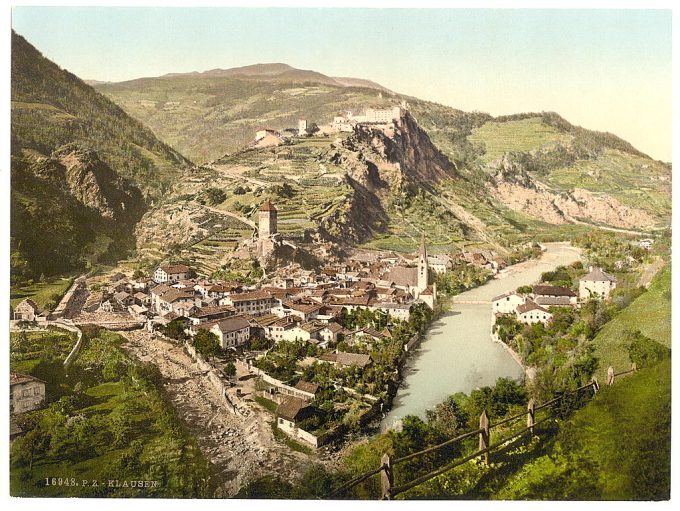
top-left (417, 234), bottom-right (428, 294)
top-left (258, 199), bottom-right (277, 240)
top-left (298, 119), bottom-right (308, 136)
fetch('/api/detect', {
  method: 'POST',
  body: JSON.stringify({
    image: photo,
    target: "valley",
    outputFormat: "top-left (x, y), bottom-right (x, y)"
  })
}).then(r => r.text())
top-left (9, 27), bottom-right (672, 502)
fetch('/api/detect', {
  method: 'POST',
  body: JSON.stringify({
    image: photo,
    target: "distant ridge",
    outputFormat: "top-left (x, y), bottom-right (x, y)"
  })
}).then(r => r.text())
top-left (124, 62), bottom-right (392, 91)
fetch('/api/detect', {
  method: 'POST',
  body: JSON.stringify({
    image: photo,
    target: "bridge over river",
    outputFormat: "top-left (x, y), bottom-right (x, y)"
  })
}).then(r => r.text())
top-left (383, 242), bottom-right (582, 430)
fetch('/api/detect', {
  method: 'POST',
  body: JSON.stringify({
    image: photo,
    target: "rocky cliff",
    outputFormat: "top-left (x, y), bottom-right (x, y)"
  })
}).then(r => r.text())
top-left (491, 160), bottom-right (657, 230)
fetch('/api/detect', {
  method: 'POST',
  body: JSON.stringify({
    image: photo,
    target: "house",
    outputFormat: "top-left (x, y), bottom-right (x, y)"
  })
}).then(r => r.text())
top-left (10, 372), bottom-right (46, 414)
top-left (153, 264), bottom-right (191, 284)
top-left (221, 291), bottom-right (276, 316)
top-left (13, 299), bottom-right (38, 321)
top-left (532, 285), bottom-right (577, 306)
top-left (318, 322), bottom-right (344, 344)
top-left (294, 381), bottom-right (319, 400)
top-left (156, 288), bottom-right (197, 316)
top-left (204, 282), bottom-right (243, 300)
top-left (133, 292), bottom-right (150, 307)
top-left (352, 327), bottom-right (387, 344)
top-left (492, 292), bottom-right (525, 315)
top-left (113, 291), bottom-right (135, 308)
top-left (369, 302), bottom-right (412, 321)
top-left (268, 316), bottom-right (299, 342)
top-left (427, 254), bottom-right (453, 274)
top-left (320, 352), bottom-right (372, 369)
top-left (196, 315), bottom-right (251, 349)
top-left (579, 267), bottom-right (617, 300)
top-left (276, 300), bottom-right (324, 321)
top-left (187, 304), bottom-right (237, 325)
top-left (276, 396), bottom-right (316, 435)
top-left (516, 300), bottom-right (553, 325)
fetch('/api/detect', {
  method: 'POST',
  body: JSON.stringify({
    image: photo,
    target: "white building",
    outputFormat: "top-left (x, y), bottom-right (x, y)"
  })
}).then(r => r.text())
top-left (13, 299), bottom-right (38, 321)
top-left (199, 316), bottom-right (251, 349)
top-left (154, 264), bottom-right (191, 284)
top-left (579, 267), bottom-right (618, 301)
top-left (516, 300), bottom-right (553, 325)
top-left (492, 292), bottom-right (526, 315)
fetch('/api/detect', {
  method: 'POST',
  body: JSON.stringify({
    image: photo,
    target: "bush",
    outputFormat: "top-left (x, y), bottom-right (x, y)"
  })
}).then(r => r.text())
top-left (627, 330), bottom-right (670, 369)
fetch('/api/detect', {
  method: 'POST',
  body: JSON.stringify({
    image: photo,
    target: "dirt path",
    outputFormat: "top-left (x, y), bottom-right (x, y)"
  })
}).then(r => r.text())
top-left (119, 330), bottom-right (313, 497)
top-left (639, 256), bottom-right (665, 288)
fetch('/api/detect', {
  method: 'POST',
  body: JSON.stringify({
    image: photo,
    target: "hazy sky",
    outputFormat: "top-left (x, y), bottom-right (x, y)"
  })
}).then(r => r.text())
top-left (11, 7), bottom-right (672, 161)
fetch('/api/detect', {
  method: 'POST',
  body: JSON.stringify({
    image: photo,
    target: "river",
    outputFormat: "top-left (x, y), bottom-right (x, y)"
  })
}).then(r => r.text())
top-left (382, 242), bottom-right (582, 430)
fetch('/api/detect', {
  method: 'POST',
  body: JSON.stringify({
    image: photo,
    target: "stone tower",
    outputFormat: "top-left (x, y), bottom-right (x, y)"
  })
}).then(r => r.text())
top-left (258, 199), bottom-right (277, 240)
top-left (417, 234), bottom-right (429, 294)
top-left (298, 119), bottom-right (307, 136)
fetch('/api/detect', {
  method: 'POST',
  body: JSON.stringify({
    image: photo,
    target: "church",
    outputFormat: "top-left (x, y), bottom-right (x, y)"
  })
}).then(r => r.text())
top-left (385, 236), bottom-right (437, 309)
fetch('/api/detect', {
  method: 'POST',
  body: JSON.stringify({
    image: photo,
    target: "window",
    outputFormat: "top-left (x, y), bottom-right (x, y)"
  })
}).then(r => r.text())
top-left (279, 418), bottom-right (283, 424)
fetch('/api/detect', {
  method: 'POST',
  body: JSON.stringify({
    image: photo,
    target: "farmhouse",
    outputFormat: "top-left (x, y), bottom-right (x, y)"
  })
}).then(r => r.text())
top-left (13, 299), bottom-right (38, 321)
top-left (516, 300), bottom-right (553, 325)
top-left (276, 396), bottom-right (316, 437)
top-left (492, 292), bottom-right (525, 315)
top-left (10, 372), bottom-right (46, 414)
top-left (197, 315), bottom-right (251, 348)
top-left (153, 264), bottom-right (191, 284)
top-left (579, 267), bottom-right (617, 300)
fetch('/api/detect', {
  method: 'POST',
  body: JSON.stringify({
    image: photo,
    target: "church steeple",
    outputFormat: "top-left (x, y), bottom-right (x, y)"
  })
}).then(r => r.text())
top-left (417, 234), bottom-right (428, 293)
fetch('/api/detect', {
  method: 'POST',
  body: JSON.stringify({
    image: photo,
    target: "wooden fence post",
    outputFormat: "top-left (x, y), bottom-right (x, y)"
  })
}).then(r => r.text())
top-left (607, 366), bottom-right (615, 386)
top-left (479, 410), bottom-right (490, 465)
top-left (592, 377), bottom-right (600, 394)
top-left (527, 399), bottom-right (535, 436)
top-left (381, 453), bottom-right (393, 500)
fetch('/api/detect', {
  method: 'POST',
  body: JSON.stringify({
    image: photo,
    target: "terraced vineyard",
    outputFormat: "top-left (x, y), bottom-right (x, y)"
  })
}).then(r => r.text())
top-left (468, 117), bottom-right (573, 164)
top-left (179, 217), bottom-right (254, 275)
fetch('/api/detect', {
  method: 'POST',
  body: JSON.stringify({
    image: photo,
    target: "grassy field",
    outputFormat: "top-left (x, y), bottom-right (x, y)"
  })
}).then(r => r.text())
top-left (592, 263), bottom-right (671, 382)
top-left (10, 328), bottom-right (210, 497)
top-left (468, 117), bottom-right (573, 164)
top-left (10, 328), bottom-right (77, 375)
top-left (493, 358), bottom-right (671, 500)
top-left (10, 277), bottom-right (74, 310)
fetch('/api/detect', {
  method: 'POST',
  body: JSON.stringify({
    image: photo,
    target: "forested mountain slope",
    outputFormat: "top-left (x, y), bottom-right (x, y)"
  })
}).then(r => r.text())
top-left (11, 31), bottom-right (192, 279)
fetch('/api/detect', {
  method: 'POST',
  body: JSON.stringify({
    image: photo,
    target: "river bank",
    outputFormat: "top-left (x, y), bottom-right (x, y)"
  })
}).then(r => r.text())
top-left (382, 242), bottom-right (581, 429)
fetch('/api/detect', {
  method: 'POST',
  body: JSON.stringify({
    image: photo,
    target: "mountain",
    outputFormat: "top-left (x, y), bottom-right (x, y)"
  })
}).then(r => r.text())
top-left (13, 33), bottom-right (670, 278)
top-left (11, 31), bottom-right (193, 279)
top-left (97, 64), bottom-right (671, 264)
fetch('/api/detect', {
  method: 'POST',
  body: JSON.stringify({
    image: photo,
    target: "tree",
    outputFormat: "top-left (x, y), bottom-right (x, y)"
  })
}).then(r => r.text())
top-left (224, 362), bottom-right (236, 379)
top-left (193, 330), bottom-right (221, 361)
top-left (162, 319), bottom-right (187, 341)
top-left (202, 187), bottom-right (226, 206)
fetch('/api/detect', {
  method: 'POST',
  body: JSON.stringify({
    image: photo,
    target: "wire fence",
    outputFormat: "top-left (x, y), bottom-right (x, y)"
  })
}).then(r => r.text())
top-left (323, 363), bottom-right (638, 500)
